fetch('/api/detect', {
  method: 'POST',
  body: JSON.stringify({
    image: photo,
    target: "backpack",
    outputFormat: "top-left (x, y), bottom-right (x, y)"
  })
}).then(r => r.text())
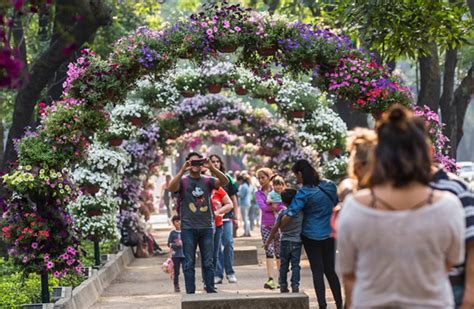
top-left (176, 176), bottom-right (212, 216)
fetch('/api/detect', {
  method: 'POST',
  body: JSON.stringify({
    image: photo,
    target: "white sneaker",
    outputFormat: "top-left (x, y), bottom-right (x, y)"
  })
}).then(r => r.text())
top-left (227, 274), bottom-right (237, 283)
top-left (214, 277), bottom-right (223, 284)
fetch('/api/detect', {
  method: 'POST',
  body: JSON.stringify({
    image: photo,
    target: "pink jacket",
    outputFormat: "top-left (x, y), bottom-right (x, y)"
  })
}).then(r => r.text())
top-left (256, 189), bottom-right (286, 226)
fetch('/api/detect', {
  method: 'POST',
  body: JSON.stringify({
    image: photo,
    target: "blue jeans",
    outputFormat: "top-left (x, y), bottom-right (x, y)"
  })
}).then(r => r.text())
top-left (452, 284), bottom-right (464, 308)
top-left (216, 220), bottom-right (235, 279)
top-left (213, 226), bottom-right (223, 274)
top-left (249, 204), bottom-right (259, 230)
top-left (279, 240), bottom-right (302, 290)
top-left (181, 228), bottom-right (215, 294)
top-left (240, 204), bottom-right (251, 235)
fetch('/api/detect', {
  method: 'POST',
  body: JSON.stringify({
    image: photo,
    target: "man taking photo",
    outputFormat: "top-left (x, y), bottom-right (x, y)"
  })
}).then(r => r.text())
top-left (168, 152), bottom-right (229, 294)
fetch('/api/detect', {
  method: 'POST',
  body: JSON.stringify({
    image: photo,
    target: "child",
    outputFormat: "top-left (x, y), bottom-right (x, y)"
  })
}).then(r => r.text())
top-left (167, 215), bottom-right (184, 292)
top-left (267, 175), bottom-right (286, 206)
top-left (265, 188), bottom-right (303, 293)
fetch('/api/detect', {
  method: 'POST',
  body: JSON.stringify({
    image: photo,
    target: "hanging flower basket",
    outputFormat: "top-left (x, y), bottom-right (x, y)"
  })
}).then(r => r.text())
top-left (235, 87), bottom-right (248, 95)
top-left (289, 111), bottom-right (305, 119)
top-left (302, 59), bottom-right (315, 70)
top-left (257, 45), bottom-right (277, 57)
top-left (129, 117), bottom-right (142, 127)
top-left (83, 185), bottom-right (100, 195)
top-left (217, 45), bottom-right (237, 53)
top-left (207, 84), bottom-right (222, 94)
top-left (108, 138), bottom-right (123, 147)
top-left (329, 147), bottom-right (342, 156)
top-left (266, 97), bottom-right (277, 104)
top-left (87, 209), bottom-right (103, 217)
top-left (181, 91), bottom-right (195, 98)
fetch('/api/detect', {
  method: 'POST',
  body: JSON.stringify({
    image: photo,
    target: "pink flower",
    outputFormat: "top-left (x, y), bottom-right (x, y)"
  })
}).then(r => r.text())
top-left (53, 271), bottom-right (62, 278)
top-left (206, 29), bottom-right (213, 36)
top-left (46, 261), bottom-right (55, 269)
top-left (213, 26), bottom-right (218, 33)
top-left (23, 256), bottom-right (28, 263)
top-left (223, 20), bottom-right (230, 28)
top-left (234, 26), bottom-right (241, 32)
top-left (201, 22), bottom-right (208, 28)
top-left (31, 242), bottom-right (38, 249)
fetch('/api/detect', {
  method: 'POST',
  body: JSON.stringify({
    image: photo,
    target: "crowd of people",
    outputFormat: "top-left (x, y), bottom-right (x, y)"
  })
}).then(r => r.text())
top-left (158, 104), bottom-right (473, 309)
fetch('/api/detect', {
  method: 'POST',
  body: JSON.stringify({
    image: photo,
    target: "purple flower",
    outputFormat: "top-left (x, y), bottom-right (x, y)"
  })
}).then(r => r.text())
top-left (31, 242), bottom-right (38, 249)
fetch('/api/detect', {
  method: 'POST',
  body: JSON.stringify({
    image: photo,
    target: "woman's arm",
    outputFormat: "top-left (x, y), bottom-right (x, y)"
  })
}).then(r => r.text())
top-left (264, 221), bottom-right (281, 250)
top-left (343, 273), bottom-right (355, 308)
top-left (256, 190), bottom-right (273, 213)
top-left (216, 193), bottom-right (234, 216)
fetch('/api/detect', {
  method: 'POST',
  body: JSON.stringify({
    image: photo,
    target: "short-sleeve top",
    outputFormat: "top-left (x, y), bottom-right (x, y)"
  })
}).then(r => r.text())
top-left (178, 175), bottom-right (216, 229)
top-left (336, 193), bottom-right (465, 308)
top-left (212, 187), bottom-right (228, 228)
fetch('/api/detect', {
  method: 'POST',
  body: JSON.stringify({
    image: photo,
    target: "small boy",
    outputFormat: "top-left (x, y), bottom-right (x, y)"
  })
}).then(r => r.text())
top-left (167, 215), bottom-right (184, 292)
top-left (264, 188), bottom-right (303, 293)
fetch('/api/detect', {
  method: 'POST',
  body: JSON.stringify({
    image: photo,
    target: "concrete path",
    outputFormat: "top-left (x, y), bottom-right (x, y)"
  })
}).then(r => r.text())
top-left (92, 215), bottom-right (340, 309)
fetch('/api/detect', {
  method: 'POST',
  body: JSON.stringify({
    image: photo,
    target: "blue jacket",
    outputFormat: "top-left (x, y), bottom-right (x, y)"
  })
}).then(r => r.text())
top-left (287, 180), bottom-right (338, 240)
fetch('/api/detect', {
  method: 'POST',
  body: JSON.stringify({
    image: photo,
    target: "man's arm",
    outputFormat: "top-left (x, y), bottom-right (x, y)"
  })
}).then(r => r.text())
top-left (168, 161), bottom-right (190, 193)
top-left (462, 242), bottom-right (474, 308)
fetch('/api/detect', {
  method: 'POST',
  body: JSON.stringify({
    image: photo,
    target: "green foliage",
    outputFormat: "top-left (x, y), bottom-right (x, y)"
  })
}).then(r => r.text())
top-left (0, 258), bottom-right (60, 307)
top-left (330, 0), bottom-right (473, 61)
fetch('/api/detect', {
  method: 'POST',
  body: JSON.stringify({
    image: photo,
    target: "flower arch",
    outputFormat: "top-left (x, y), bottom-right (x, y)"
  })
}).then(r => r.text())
top-left (1, 2), bottom-right (430, 286)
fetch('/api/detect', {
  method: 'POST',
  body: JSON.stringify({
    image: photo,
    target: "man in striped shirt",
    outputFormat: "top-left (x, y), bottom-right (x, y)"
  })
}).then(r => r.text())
top-left (431, 167), bottom-right (474, 308)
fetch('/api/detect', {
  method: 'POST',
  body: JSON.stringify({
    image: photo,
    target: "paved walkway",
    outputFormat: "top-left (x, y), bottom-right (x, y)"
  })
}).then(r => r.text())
top-left (92, 215), bottom-right (340, 308)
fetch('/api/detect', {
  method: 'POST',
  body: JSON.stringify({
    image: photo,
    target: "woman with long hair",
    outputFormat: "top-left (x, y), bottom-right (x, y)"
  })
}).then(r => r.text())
top-left (337, 105), bottom-right (465, 308)
top-left (281, 160), bottom-right (343, 308)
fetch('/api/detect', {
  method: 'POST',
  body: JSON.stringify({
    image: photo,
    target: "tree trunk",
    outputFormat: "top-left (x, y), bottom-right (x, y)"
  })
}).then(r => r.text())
top-left (1, 0), bottom-right (111, 171)
top-left (417, 43), bottom-right (441, 111)
top-left (439, 48), bottom-right (458, 157)
top-left (453, 65), bottom-right (474, 150)
top-left (334, 99), bottom-right (368, 129)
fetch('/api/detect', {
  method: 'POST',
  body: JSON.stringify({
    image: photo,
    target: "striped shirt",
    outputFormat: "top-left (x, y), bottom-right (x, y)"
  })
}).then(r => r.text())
top-left (431, 168), bottom-right (474, 278)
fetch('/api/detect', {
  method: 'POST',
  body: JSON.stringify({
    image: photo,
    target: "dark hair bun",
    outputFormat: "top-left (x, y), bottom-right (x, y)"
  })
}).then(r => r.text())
top-left (382, 104), bottom-right (412, 132)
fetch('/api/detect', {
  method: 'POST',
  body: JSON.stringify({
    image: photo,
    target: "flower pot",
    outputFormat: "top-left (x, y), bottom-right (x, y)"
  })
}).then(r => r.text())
top-left (302, 59), bottom-right (315, 70)
top-left (83, 185), bottom-right (100, 195)
top-left (329, 147), bottom-right (342, 156)
top-left (181, 91), bottom-right (195, 98)
top-left (217, 45), bottom-right (237, 53)
top-left (108, 138), bottom-right (123, 147)
top-left (87, 209), bottom-right (103, 217)
top-left (129, 117), bottom-right (142, 127)
top-left (207, 84), bottom-right (222, 94)
top-left (266, 97), bottom-right (277, 104)
top-left (290, 111), bottom-right (305, 119)
top-left (235, 86), bottom-right (248, 95)
top-left (257, 45), bottom-right (277, 57)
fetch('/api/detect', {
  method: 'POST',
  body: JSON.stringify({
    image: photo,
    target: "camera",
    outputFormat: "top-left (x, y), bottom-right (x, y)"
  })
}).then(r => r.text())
top-left (191, 158), bottom-right (206, 166)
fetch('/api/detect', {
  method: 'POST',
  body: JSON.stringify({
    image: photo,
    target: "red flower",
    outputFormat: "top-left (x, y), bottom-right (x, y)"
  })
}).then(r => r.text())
top-left (357, 99), bottom-right (366, 106)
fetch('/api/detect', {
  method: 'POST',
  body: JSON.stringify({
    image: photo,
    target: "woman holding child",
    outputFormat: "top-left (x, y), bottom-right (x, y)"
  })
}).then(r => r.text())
top-left (255, 168), bottom-right (286, 290)
top-left (281, 159), bottom-right (343, 309)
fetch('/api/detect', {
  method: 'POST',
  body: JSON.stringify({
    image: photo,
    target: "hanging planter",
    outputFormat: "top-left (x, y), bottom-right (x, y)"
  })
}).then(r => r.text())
top-left (329, 147), bottom-right (342, 156)
top-left (235, 87), bottom-right (248, 95)
top-left (129, 116), bottom-right (142, 127)
top-left (207, 84), bottom-right (222, 94)
top-left (83, 185), bottom-right (100, 195)
top-left (217, 45), bottom-right (237, 53)
top-left (87, 209), bottom-right (103, 217)
top-left (108, 138), bottom-right (123, 147)
top-left (181, 91), bottom-right (195, 98)
top-left (257, 45), bottom-right (277, 57)
top-left (289, 111), bottom-right (305, 119)
top-left (266, 97), bottom-right (277, 104)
